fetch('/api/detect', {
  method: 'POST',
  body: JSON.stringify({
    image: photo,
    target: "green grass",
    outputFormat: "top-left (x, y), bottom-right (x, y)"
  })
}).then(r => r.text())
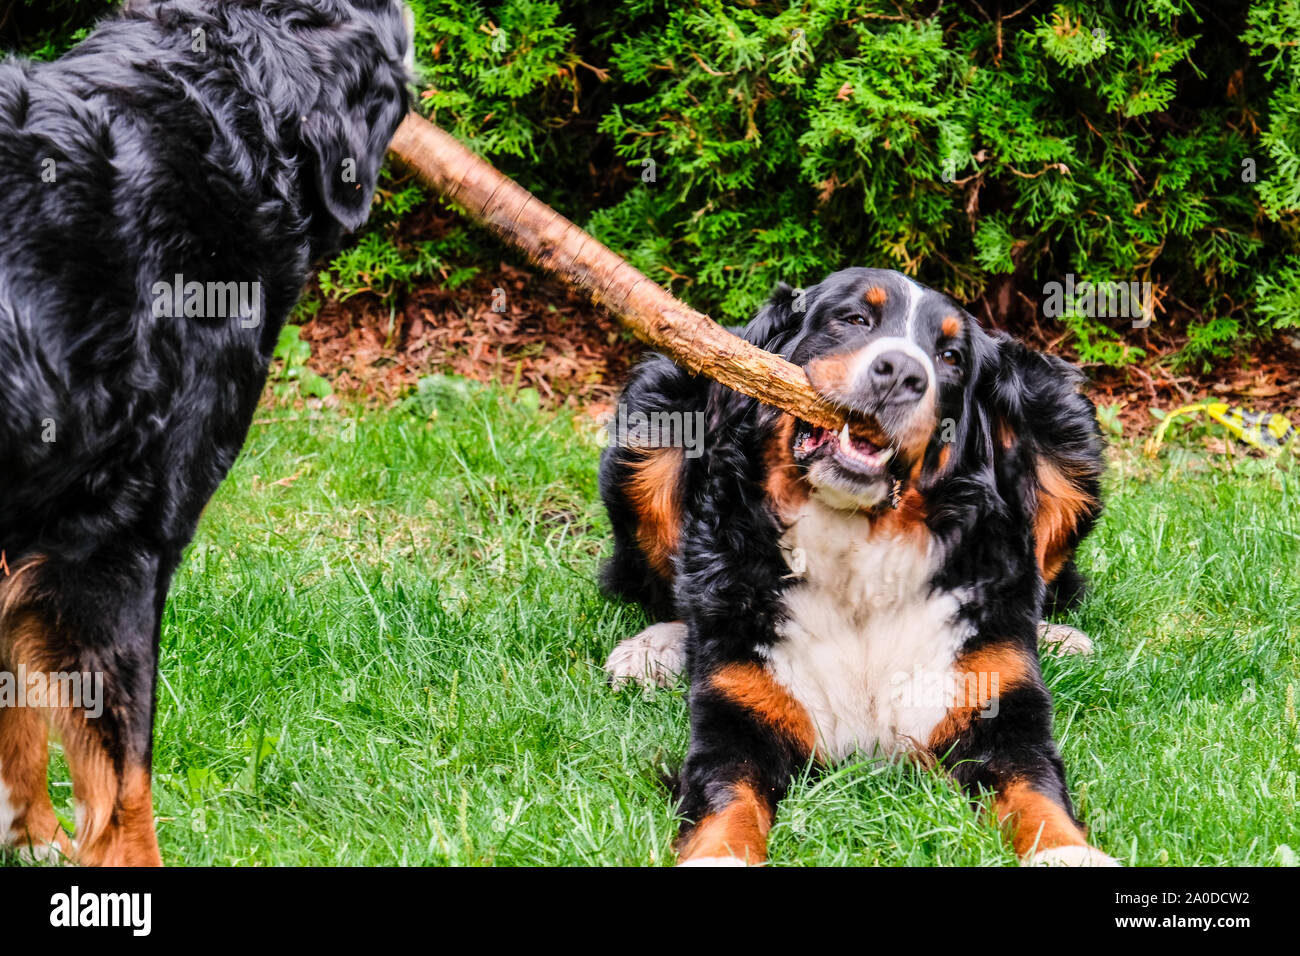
top-left (29, 385), bottom-right (1300, 865)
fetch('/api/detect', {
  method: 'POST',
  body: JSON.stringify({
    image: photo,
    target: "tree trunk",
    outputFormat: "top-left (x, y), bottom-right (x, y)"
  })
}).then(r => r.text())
top-left (387, 113), bottom-right (847, 431)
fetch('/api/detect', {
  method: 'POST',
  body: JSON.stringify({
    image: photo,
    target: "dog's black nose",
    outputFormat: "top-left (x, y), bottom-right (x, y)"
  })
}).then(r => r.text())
top-left (867, 350), bottom-right (928, 401)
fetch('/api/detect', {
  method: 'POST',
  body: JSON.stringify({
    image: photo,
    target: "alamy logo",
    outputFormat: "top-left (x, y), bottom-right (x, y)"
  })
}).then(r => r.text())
top-left (1042, 274), bottom-right (1152, 328)
top-left (609, 403), bottom-right (705, 459)
top-left (890, 665), bottom-right (1000, 718)
top-left (0, 666), bottom-right (103, 718)
top-left (49, 886), bottom-right (151, 936)
top-left (151, 273), bottom-right (261, 327)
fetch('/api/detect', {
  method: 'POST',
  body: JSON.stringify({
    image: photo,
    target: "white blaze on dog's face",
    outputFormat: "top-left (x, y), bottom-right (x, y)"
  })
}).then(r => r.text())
top-left (785, 269), bottom-right (976, 511)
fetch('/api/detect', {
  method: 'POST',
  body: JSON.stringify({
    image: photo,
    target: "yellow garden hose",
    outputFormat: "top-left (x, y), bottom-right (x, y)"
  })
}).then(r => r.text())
top-left (1144, 401), bottom-right (1297, 457)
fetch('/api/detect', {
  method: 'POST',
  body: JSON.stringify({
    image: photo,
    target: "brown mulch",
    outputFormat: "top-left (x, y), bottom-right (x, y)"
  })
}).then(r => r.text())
top-left (1084, 333), bottom-right (1300, 435)
top-left (302, 261), bottom-right (1300, 435)
top-left (300, 263), bottom-right (640, 411)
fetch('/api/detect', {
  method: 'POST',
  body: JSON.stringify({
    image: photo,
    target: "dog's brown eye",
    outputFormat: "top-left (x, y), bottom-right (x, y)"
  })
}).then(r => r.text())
top-left (939, 349), bottom-right (961, 366)
top-left (844, 313), bottom-right (873, 327)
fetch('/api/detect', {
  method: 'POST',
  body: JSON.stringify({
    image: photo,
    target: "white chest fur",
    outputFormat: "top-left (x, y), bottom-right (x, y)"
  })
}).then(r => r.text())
top-left (763, 493), bottom-right (972, 762)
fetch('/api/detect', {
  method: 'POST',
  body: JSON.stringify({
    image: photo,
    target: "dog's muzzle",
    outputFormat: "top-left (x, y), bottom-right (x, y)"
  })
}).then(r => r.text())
top-left (865, 350), bottom-right (928, 407)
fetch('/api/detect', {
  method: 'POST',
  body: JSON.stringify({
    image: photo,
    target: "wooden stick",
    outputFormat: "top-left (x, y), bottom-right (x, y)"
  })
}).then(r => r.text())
top-left (387, 113), bottom-right (847, 430)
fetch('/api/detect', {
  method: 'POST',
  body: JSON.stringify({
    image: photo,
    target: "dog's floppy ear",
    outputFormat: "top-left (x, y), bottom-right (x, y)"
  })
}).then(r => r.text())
top-left (301, 68), bottom-right (408, 233)
top-left (742, 282), bottom-right (807, 355)
top-left (981, 332), bottom-right (1098, 472)
top-left (971, 330), bottom-right (1104, 573)
top-left (937, 328), bottom-right (1089, 478)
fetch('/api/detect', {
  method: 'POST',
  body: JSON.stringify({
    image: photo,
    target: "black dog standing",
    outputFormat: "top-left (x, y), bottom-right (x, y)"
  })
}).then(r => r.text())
top-left (0, 0), bottom-right (411, 865)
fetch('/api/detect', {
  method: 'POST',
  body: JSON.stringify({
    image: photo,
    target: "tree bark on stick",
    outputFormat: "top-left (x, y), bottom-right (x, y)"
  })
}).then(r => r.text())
top-left (387, 113), bottom-right (847, 431)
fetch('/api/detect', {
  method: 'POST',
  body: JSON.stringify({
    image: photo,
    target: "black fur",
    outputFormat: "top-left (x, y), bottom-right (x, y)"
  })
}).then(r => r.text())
top-left (0, 0), bottom-right (410, 864)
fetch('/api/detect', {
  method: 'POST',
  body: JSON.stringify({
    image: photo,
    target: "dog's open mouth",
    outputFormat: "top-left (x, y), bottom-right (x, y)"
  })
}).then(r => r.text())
top-left (793, 421), bottom-right (895, 479)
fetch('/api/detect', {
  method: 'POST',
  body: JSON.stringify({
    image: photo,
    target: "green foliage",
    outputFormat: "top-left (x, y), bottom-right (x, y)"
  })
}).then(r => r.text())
top-left (974, 216), bottom-right (1020, 275)
top-left (319, 232), bottom-right (440, 301)
top-left (410, 0), bottom-right (579, 158)
top-left (1255, 256), bottom-right (1300, 329)
top-left (10, 1), bottom-right (1296, 367)
top-left (0, 0), bottom-right (118, 60)
top-left (1178, 316), bottom-right (1243, 370)
top-left (1066, 311), bottom-right (1145, 367)
top-left (1244, 0), bottom-right (1300, 217)
top-left (403, 372), bottom-right (489, 417)
top-left (1095, 402), bottom-right (1125, 438)
top-left (271, 325), bottom-right (333, 400)
top-left (318, 223), bottom-right (479, 301)
top-left (318, 163), bottom-right (484, 300)
top-left (400, 0), bottom-right (1299, 366)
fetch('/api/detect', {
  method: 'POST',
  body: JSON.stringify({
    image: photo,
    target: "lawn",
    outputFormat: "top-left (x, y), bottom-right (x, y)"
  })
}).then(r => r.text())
top-left (34, 382), bottom-right (1300, 866)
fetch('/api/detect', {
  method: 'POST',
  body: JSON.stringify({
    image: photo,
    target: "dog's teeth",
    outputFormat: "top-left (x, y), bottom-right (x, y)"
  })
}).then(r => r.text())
top-left (839, 423), bottom-right (851, 448)
top-left (878, 448), bottom-right (894, 464)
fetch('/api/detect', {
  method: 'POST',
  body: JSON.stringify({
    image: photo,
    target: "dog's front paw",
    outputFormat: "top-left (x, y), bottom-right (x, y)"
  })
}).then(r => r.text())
top-left (604, 621), bottom-right (687, 689)
top-left (1038, 622), bottom-right (1094, 656)
top-left (1025, 844), bottom-right (1120, 867)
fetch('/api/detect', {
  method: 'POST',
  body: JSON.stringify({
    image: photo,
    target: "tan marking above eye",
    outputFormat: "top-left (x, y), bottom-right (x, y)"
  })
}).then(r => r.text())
top-left (864, 286), bottom-right (887, 307)
top-left (941, 315), bottom-right (961, 338)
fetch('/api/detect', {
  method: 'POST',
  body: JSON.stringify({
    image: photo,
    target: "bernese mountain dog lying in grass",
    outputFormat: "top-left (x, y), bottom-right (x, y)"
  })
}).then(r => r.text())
top-left (0, 0), bottom-right (411, 865)
top-left (600, 267), bottom-right (1116, 866)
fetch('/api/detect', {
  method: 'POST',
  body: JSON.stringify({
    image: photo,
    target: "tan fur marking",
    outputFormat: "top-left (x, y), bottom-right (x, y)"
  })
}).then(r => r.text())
top-left (864, 285), bottom-right (887, 307)
top-left (941, 315), bottom-right (961, 338)
top-left (57, 727), bottom-right (161, 867)
top-left (899, 411), bottom-right (939, 475)
top-left (712, 662), bottom-right (817, 753)
top-left (928, 642), bottom-right (1032, 751)
top-left (764, 414), bottom-right (811, 519)
top-left (0, 554), bottom-right (44, 627)
top-left (0, 703), bottom-right (71, 858)
top-left (677, 781), bottom-right (772, 864)
top-left (2, 578), bottom-right (161, 866)
top-left (1035, 459), bottom-right (1093, 583)
top-left (805, 355), bottom-right (853, 396)
top-left (874, 487), bottom-right (929, 542)
top-left (626, 446), bottom-right (684, 580)
top-left (996, 778), bottom-right (1088, 856)
top-left (997, 418), bottom-right (1017, 451)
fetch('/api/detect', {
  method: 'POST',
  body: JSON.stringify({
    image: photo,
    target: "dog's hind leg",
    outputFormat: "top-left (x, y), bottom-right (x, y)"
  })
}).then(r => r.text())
top-left (605, 621), bottom-right (687, 689)
top-left (1037, 621), bottom-right (1093, 656)
top-left (0, 558), bottom-right (72, 861)
top-left (4, 551), bottom-right (166, 866)
top-left (1038, 558), bottom-right (1093, 655)
top-left (0, 701), bottom-right (73, 862)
